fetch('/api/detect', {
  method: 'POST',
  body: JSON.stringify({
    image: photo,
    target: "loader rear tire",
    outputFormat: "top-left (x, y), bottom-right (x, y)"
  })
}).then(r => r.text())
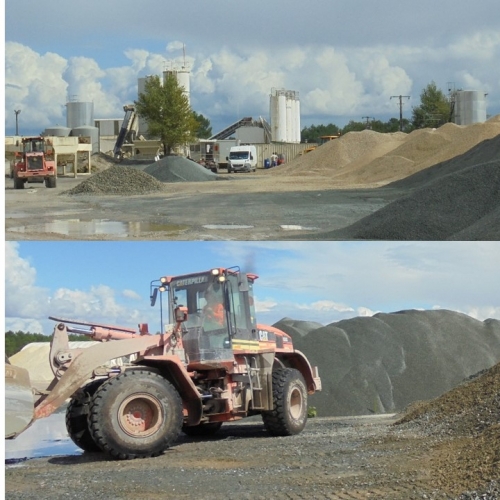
top-left (45, 176), bottom-right (57, 188)
top-left (182, 422), bottom-right (223, 437)
top-left (14, 177), bottom-right (24, 189)
top-left (66, 379), bottom-right (105, 453)
top-left (88, 369), bottom-right (183, 460)
top-left (262, 368), bottom-right (308, 436)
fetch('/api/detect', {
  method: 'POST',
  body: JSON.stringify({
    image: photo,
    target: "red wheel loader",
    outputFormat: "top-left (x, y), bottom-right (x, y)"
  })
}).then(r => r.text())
top-left (5, 267), bottom-right (321, 460)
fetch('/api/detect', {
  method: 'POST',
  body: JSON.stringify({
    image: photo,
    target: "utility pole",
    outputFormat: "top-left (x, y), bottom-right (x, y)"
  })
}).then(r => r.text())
top-left (362, 116), bottom-right (375, 129)
top-left (390, 95), bottom-right (410, 131)
top-left (14, 109), bottom-right (21, 136)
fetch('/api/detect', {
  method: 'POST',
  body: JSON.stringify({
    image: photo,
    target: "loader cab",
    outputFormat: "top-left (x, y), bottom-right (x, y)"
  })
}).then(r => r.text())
top-left (23, 138), bottom-right (46, 154)
top-left (166, 268), bottom-right (258, 365)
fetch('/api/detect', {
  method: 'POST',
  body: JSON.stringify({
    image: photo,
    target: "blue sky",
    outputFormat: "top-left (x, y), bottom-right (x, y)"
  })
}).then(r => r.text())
top-left (4, 0), bottom-right (500, 136)
top-left (5, 241), bottom-right (500, 336)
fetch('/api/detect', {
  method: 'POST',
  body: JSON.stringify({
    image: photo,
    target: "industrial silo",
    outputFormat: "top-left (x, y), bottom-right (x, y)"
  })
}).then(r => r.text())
top-left (163, 68), bottom-right (191, 105)
top-left (66, 101), bottom-right (94, 129)
top-left (454, 90), bottom-right (487, 125)
top-left (43, 126), bottom-right (72, 137)
top-left (138, 76), bottom-right (150, 137)
top-left (270, 90), bottom-right (280, 142)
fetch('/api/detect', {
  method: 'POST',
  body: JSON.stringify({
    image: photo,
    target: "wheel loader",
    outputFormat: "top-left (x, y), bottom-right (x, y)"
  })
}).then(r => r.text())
top-left (11, 136), bottom-right (57, 189)
top-left (5, 266), bottom-right (321, 460)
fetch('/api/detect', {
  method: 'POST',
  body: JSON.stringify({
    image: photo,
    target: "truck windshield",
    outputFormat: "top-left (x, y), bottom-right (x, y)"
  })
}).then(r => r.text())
top-left (24, 140), bottom-right (45, 153)
top-left (170, 276), bottom-right (227, 333)
top-left (229, 151), bottom-right (249, 160)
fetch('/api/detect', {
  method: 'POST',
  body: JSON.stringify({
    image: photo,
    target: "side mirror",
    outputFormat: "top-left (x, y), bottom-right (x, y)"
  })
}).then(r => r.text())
top-left (150, 288), bottom-right (158, 307)
top-left (175, 306), bottom-right (188, 323)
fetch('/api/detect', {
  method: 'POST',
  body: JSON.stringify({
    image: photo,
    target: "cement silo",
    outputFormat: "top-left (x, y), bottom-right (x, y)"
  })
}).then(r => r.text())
top-left (454, 90), bottom-right (487, 125)
top-left (43, 126), bottom-right (72, 137)
top-left (163, 68), bottom-right (191, 105)
top-left (270, 88), bottom-right (301, 143)
top-left (66, 101), bottom-right (94, 129)
top-left (137, 76), bottom-right (150, 137)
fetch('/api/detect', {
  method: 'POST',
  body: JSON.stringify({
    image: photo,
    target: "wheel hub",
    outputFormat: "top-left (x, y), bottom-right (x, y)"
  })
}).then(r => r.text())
top-left (118, 393), bottom-right (163, 437)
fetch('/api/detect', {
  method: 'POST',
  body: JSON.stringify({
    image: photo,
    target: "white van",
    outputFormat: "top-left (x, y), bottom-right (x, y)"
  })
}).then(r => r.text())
top-left (227, 145), bottom-right (257, 173)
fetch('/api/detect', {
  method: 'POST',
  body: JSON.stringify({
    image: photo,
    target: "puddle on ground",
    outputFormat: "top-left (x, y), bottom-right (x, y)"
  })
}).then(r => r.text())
top-left (202, 224), bottom-right (254, 230)
top-left (8, 219), bottom-right (187, 237)
top-left (280, 225), bottom-right (319, 231)
top-left (5, 410), bottom-right (82, 463)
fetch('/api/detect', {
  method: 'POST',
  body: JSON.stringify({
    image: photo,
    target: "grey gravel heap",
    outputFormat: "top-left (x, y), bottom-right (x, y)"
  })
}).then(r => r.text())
top-left (319, 134), bottom-right (500, 240)
top-left (65, 166), bottom-right (165, 195)
top-left (274, 309), bottom-right (500, 417)
top-left (143, 155), bottom-right (223, 183)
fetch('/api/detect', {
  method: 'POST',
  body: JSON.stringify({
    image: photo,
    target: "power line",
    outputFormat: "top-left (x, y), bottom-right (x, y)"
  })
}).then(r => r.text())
top-left (390, 95), bottom-right (410, 131)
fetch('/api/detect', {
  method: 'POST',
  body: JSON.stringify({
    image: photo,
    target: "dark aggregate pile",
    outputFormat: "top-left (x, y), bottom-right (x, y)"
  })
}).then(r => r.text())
top-left (143, 155), bottom-right (224, 183)
top-left (320, 135), bottom-right (500, 240)
top-left (395, 362), bottom-right (500, 497)
top-left (64, 166), bottom-right (165, 196)
top-left (274, 309), bottom-right (500, 417)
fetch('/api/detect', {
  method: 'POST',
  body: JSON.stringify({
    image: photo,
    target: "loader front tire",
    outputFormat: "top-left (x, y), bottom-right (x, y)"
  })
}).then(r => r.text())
top-left (45, 176), bottom-right (57, 188)
top-left (89, 369), bottom-right (183, 460)
top-left (262, 368), bottom-right (308, 436)
top-left (66, 379), bottom-right (105, 452)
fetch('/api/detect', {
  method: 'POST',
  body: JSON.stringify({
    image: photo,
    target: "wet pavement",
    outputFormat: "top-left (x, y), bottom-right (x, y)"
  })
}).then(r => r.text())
top-left (5, 410), bottom-right (81, 463)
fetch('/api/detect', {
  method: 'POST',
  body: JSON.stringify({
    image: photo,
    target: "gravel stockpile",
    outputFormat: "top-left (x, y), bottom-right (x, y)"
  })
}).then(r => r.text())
top-left (274, 309), bottom-right (500, 417)
top-left (265, 116), bottom-right (500, 187)
top-left (64, 166), bottom-right (165, 195)
top-left (395, 362), bottom-right (500, 496)
top-left (326, 159), bottom-right (500, 240)
top-left (143, 155), bottom-right (223, 182)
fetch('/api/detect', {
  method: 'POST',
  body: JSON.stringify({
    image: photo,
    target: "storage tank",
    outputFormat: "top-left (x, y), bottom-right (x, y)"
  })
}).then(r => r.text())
top-left (71, 126), bottom-right (99, 154)
top-left (66, 101), bottom-right (94, 129)
top-left (270, 92), bottom-right (280, 142)
top-left (43, 126), bottom-right (71, 137)
top-left (277, 92), bottom-right (287, 142)
top-left (454, 90), bottom-right (487, 125)
top-left (163, 69), bottom-right (190, 105)
top-left (138, 77), bottom-right (151, 136)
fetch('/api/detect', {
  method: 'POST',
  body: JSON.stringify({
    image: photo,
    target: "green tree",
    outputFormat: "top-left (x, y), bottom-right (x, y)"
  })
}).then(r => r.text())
top-left (5, 330), bottom-right (94, 357)
top-left (135, 74), bottom-right (198, 156)
top-left (412, 81), bottom-right (451, 129)
top-left (192, 111), bottom-right (212, 139)
top-left (301, 123), bottom-right (341, 143)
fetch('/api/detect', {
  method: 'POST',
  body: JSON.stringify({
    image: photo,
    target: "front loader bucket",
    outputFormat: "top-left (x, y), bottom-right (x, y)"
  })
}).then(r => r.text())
top-left (5, 362), bottom-right (35, 439)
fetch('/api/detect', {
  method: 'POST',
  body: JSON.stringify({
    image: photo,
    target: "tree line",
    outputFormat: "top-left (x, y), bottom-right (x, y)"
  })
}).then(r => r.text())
top-left (301, 82), bottom-right (452, 143)
top-left (5, 330), bottom-right (94, 358)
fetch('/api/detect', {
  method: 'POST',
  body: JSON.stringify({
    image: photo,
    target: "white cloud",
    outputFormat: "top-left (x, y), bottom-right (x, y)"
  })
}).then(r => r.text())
top-left (297, 300), bottom-right (354, 313)
top-left (4, 242), bottom-right (145, 334)
top-left (5, 30), bottom-right (500, 135)
top-left (122, 289), bottom-right (141, 300)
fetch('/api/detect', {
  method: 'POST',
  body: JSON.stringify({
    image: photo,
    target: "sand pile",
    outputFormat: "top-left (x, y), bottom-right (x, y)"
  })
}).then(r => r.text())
top-left (143, 155), bottom-right (223, 183)
top-left (322, 134), bottom-right (500, 240)
top-left (267, 116), bottom-right (500, 188)
top-left (266, 130), bottom-right (407, 178)
top-left (396, 362), bottom-right (500, 496)
top-left (65, 166), bottom-right (165, 196)
top-left (274, 309), bottom-right (500, 417)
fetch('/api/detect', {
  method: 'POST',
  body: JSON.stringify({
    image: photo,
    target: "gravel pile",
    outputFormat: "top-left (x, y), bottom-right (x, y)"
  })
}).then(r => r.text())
top-left (265, 116), bottom-right (500, 188)
top-left (143, 155), bottom-right (223, 183)
top-left (274, 309), bottom-right (500, 417)
top-left (395, 362), bottom-right (500, 496)
top-left (64, 166), bottom-right (165, 196)
top-left (315, 133), bottom-right (500, 240)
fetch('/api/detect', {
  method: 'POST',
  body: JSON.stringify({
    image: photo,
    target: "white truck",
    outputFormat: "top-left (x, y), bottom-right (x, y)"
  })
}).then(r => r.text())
top-left (227, 145), bottom-right (257, 173)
